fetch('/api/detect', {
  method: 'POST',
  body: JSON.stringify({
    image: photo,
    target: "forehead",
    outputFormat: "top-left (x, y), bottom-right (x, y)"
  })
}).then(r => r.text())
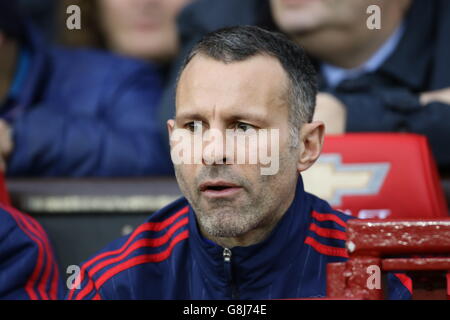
top-left (176, 54), bottom-right (289, 119)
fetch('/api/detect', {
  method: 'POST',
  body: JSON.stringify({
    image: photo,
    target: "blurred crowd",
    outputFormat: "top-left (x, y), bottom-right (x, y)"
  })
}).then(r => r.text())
top-left (1, 0), bottom-right (449, 177)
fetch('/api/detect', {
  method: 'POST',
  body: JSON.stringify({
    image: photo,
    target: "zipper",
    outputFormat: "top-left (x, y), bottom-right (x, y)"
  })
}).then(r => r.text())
top-left (223, 248), bottom-right (239, 299)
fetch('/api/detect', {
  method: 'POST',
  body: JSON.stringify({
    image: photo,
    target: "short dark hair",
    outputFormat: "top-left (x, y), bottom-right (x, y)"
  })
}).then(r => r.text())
top-left (176, 25), bottom-right (317, 146)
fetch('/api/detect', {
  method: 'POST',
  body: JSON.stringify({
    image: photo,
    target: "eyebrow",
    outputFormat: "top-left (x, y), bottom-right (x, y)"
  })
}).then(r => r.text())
top-left (227, 112), bottom-right (268, 125)
top-left (175, 112), bottom-right (208, 123)
top-left (175, 110), bottom-right (269, 125)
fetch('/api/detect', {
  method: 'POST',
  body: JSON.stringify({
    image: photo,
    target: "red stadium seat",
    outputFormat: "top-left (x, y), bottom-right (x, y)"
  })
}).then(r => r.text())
top-left (302, 133), bottom-right (448, 219)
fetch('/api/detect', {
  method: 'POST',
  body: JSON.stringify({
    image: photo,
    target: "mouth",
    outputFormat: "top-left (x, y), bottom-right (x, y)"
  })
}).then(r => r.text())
top-left (199, 181), bottom-right (243, 198)
top-left (281, 0), bottom-right (317, 6)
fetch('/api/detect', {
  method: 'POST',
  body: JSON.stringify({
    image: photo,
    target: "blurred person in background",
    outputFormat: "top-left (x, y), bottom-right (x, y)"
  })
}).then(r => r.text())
top-left (0, 0), bottom-right (173, 176)
top-left (57, 0), bottom-right (194, 68)
top-left (158, 0), bottom-right (450, 174)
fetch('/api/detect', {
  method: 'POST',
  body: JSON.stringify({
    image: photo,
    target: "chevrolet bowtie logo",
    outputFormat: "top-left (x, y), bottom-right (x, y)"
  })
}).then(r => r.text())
top-left (302, 154), bottom-right (390, 206)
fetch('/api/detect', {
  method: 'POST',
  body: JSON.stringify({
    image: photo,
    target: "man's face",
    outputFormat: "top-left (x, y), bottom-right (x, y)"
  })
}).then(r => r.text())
top-left (98, 0), bottom-right (192, 62)
top-left (169, 54), bottom-right (301, 239)
top-left (270, 0), bottom-right (378, 35)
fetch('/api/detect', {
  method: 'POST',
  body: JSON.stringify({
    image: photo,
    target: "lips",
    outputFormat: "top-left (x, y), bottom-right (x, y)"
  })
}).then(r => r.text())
top-left (199, 181), bottom-right (243, 198)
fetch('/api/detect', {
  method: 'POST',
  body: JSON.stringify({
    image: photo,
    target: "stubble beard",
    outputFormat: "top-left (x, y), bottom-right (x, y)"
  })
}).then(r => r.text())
top-left (174, 166), bottom-right (274, 238)
top-left (174, 149), bottom-right (297, 241)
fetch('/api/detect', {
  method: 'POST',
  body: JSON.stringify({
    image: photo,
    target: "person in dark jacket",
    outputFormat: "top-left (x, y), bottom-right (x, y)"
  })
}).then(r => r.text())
top-left (0, 1), bottom-right (173, 176)
top-left (68, 27), bottom-right (410, 300)
top-left (158, 0), bottom-right (450, 173)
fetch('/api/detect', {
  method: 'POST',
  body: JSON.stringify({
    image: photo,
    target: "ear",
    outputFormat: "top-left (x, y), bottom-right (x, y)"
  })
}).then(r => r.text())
top-left (297, 121), bottom-right (325, 172)
top-left (167, 119), bottom-right (175, 146)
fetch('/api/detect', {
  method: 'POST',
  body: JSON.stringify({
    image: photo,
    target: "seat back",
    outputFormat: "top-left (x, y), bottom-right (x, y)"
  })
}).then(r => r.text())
top-left (302, 133), bottom-right (448, 219)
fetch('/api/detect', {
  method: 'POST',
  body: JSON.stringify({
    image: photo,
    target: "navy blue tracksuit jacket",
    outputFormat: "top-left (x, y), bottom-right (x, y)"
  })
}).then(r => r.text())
top-left (0, 204), bottom-right (64, 299)
top-left (68, 177), bottom-right (411, 300)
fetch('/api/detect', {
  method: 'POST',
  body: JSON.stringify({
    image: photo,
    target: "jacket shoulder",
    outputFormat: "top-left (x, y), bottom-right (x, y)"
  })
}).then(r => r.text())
top-left (45, 46), bottom-right (162, 102)
top-left (303, 193), bottom-right (355, 260)
top-left (50, 46), bottom-right (160, 77)
top-left (67, 197), bottom-right (191, 300)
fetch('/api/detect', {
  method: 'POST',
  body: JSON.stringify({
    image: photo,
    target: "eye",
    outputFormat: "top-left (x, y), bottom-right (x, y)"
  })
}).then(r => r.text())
top-left (185, 121), bottom-right (203, 132)
top-left (235, 122), bottom-right (255, 132)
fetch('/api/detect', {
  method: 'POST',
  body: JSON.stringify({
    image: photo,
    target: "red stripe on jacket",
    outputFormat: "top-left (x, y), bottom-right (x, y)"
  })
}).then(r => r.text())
top-left (76, 230), bottom-right (189, 300)
top-left (89, 218), bottom-right (188, 276)
top-left (95, 230), bottom-right (189, 289)
top-left (27, 215), bottom-right (60, 299)
top-left (311, 211), bottom-right (348, 229)
top-left (309, 223), bottom-right (347, 241)
top-left (304, 236), bottom-right (349, 258)
top-left (2, 205), bottom-right (55, 299)
top-left (70, 206), bottom-right (189, 300)
top-left (393, 273), bottom-right (413, 295)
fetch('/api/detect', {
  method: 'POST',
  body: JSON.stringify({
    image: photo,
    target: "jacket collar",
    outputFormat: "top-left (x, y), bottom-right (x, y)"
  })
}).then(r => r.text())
top-left (188, 175), bottom-right (311, 292)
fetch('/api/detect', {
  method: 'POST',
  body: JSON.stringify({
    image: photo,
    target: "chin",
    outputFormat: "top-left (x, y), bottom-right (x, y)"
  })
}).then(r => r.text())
top-left (275, 6), bottom-right (331, 33)
top-left (205, 223), bottom-right (250, 239)
top-left (282, 16), bottom-right (325, 33)
top-left (198, 210), bottom-right (252, 236)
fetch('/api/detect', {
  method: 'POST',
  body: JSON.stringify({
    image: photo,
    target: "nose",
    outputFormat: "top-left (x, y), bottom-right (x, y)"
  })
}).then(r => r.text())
top-left (202, 128), bottom-right (229, 165)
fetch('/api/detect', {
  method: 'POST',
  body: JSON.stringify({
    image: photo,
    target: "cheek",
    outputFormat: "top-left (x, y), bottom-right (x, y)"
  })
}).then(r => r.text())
top-left (174, 165), bottom-right (195, 198)
top-left (276, 126), bottom-right (294, 152)
top-left (327, 0), bottom-right (364, 21)
top-left (168, 0), bottom-right (192, 16)
top-left (100, 0), bottom-right (133, 27)
top-left (260, 153), bottom-right (298, 192)
top-left (174, 164), bottom-right (197, 183)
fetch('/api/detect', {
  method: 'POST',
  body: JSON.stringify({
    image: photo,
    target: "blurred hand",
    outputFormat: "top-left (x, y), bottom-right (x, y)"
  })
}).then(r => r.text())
top-left (420, 87), bottom-right (450, 106)
top-left (0, 119), bottom-right (14, 172)
top-left (313, 92), bottom-right (346, 134)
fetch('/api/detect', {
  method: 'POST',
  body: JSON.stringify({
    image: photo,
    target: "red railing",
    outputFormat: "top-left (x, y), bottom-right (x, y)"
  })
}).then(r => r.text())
top-left (327, 219), bottom-right (450, 300)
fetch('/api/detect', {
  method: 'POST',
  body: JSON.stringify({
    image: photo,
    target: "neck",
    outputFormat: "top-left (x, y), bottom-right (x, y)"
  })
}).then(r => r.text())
top-left (0, 35), bottom-right (18, 100)
top-left (201, 188), bottom-right (296, 249)
top-left (293, 17), bottom-right (403, 69)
